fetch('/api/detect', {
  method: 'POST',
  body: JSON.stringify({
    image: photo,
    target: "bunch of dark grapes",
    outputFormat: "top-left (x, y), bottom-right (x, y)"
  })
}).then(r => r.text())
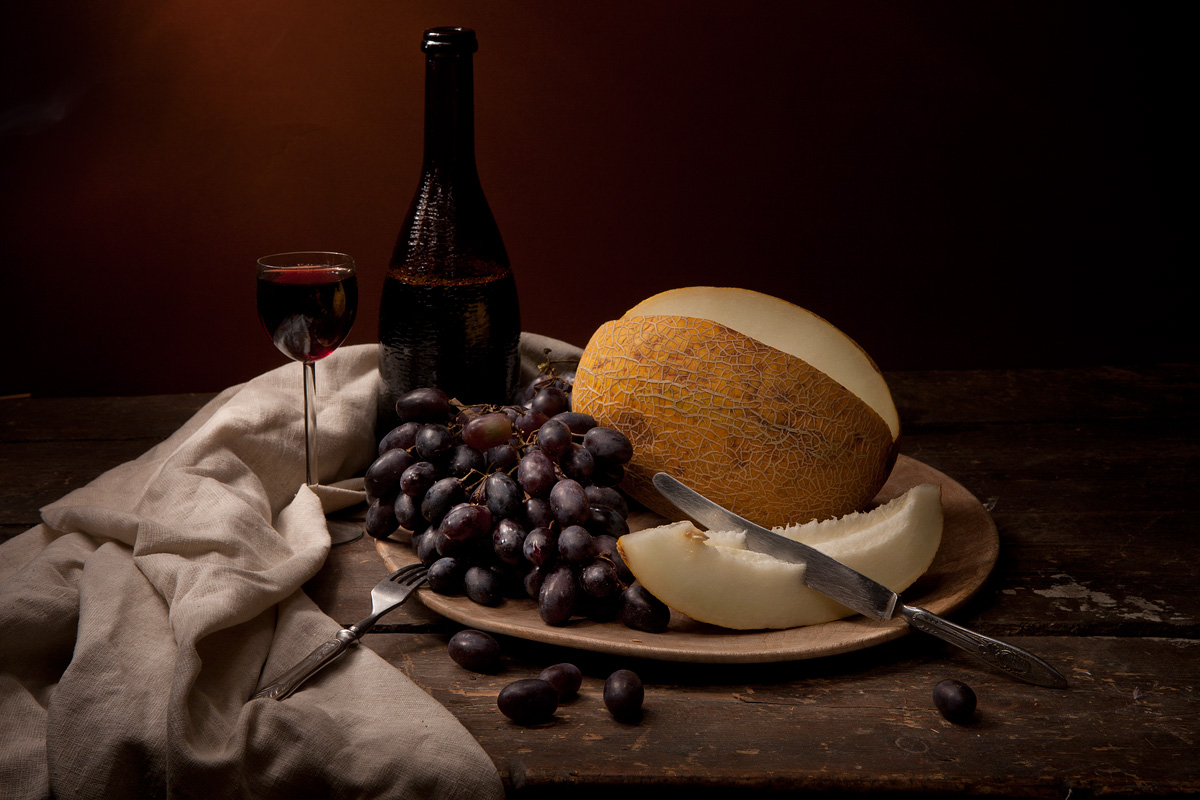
top-left (363, 366), bottom-right (670, 633)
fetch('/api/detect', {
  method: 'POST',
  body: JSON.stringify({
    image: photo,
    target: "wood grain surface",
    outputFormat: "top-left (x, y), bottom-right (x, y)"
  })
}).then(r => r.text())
top-left (3, 365), bottom-right (1197, 798)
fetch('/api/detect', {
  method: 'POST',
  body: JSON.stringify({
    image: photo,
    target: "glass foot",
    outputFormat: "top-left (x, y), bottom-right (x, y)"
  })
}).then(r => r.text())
top-left (327, 520), bottom-right (364, 546)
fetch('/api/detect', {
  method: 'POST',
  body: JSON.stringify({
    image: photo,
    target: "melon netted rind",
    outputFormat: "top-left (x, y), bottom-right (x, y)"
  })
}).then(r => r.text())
top-left (623, 286), bottom-right (900, 440)
top-left (573, 314), bottom-right (896, 528)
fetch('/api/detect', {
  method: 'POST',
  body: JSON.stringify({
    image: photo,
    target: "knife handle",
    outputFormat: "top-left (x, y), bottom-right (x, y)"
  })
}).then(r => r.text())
top-left (898, 605), bottom-right (1069, 689)
top-left (253, 629), bottom-right (360, 700)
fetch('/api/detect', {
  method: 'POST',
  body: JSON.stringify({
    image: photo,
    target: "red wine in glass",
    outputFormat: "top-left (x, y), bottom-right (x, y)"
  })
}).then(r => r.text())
top-left (258, 265), bottom-right (359, 362)
top-left (256, 252), bottom-right (359, 543)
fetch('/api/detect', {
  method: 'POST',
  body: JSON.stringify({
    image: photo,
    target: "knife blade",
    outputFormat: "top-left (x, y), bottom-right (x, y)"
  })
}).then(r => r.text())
top-left (652, 472), bottom-right (1069, 689)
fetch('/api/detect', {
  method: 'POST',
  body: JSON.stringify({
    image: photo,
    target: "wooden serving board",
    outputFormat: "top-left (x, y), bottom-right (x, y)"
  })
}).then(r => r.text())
top-left (375, 454), bottom-right (998, 663)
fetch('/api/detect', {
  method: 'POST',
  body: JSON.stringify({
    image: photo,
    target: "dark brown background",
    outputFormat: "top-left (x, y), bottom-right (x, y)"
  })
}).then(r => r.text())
top-left (1, 2), bottom-right (1186, 398)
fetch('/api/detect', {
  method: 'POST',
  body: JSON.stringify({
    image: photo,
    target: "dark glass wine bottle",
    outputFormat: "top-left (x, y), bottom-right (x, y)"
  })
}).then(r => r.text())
top-left (378, 27), bottom-right (520, 429)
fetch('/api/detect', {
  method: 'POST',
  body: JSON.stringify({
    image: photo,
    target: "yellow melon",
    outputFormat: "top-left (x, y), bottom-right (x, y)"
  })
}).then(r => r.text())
top-left (572, 287), bottom-right (899, 527)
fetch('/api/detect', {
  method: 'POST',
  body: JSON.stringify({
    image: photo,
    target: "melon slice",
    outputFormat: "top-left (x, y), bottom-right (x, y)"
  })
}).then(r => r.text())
top-left (617, 483), bottom-right (943, 630)
top-left (573, 286), bottom-right (899, 528)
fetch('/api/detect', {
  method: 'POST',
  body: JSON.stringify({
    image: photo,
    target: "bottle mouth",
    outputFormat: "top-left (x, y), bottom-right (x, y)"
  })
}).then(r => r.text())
top-left (422, 27), bottom-right (478, 54)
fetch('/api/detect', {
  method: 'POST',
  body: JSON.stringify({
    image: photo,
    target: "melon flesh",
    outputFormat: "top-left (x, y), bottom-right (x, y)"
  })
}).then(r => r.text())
top-left (617, 483), bottom-right (943, 630)
top-left (573, 286), bottom-right (899, 527)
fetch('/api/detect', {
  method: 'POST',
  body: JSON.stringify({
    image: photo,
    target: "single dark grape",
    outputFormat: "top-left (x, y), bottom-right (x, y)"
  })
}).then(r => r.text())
top-left (594, 535), bottom-right (634, 585)
top-left (435, 525), bottom-right (478, 559)
top-left (462, 412), bottom-right (514, 451)
top-left (483, 472), bottom-right (524, 521)
top-left (454, 404), bottom-right (487, 428)
top-left (933, 679), bottom-right (977, 724)
top-left (620, 584), bottom-right (671, 633)
top-left (522, 373), bottom-right (570, 404)
top-left (421, 477), bottom-right (466, 525)
top-left (558, 525), bottom-right (596, 565)
top-left (400, 460), bottom-right (440, 498)
top-left (583, 426), bottom-right (634, 466)
top-left (427, 556), bottom-right (465, 594)
top-left (604, 669), bottom-right (644, 722)
top-left (552, 411), bottom-right (597, 434)
top-left (585, 507), bottom-right (629, 539)
top-left (395, 387), bottom-right (454, 423)
top-left (513, 408), bottom-right (550, 437)
top-left (463, 565), bottom-right (504, 607)
top-left (550, 479), bottom-right (590, 527)
top-left (492, 518), bottom-right (527, 566)
top-left (537, 566), bottom-right (578, 626)
top-left (442, 502), bottom-right (493, 542)
top-left (378, 421), bottom-right (422, 456)
top-left (531, 385), bottom-right (570, 417)
top-left (364, 447), bottom-right (415, 500)
top-left (523, 565), bottom-right (547, 599)
top-left (447, 444), bottom-right (486, 478)
top-left (497, 678), bottom-right (558, 725)
top-left (517, 450), bottom-right (557, 498)
top-left (584, 485), bottom-right (628, 516)
top-left (590, 461), bottom-right (625, 488)
top-left (394, 492), bottom-right (427, 533)
top-left (486, 443), bottom-right (519, 472)
top-left (534, 418), bottom-right (573, 459)
top-left (524, 497), bottom-right (555, 529)
top-left (558, 444), bottom-right (594, 482)
top-left (447, 629), bottom-right (501, 673)
top-left (538, 663), bottom-right (582, 702)
top-left (415, 530), bottom-right (442, 566)
top-left (364, 498), bottom-right (399, 539)
top-left (415, 423), bottom-right (455, 461)
top-left (580, 558), bottom-right (619, 598)
top-left (522, 527), bottom-right (558, 568)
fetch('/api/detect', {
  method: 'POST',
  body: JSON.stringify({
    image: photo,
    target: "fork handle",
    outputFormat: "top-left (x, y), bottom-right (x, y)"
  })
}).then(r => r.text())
top-left (253, 628), bottom-right (361, 700)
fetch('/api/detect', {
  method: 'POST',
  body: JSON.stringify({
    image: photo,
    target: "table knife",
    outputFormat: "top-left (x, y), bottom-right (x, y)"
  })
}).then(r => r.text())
top-left (652, 473), bottom-right (1069, 688)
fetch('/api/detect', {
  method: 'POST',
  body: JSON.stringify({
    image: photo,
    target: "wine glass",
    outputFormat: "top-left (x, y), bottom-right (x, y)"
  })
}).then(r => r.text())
top-left (256, 251), bottom-right (360, 542)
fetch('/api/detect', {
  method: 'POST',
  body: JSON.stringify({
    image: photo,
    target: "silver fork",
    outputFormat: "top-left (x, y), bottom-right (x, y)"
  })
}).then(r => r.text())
top-left (253, 563), bottom-right (429, 700)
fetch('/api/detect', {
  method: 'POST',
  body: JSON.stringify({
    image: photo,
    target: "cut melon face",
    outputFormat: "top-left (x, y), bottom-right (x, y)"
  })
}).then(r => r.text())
top-left (573, 286), bottom-right (899, 527)
top-left (617, 483), bottom-right (943, 630)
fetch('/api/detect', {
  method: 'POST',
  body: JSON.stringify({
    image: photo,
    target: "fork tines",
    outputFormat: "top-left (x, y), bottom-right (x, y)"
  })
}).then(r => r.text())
top-left (390, 563), bottom-right (428, 584)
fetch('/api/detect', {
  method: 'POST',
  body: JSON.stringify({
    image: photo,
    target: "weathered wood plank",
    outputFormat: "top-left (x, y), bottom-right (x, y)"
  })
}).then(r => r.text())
top-left (0, 393), bottom-right (214, 442)
top-left (975, 510), bottom-right (1200, 638)
top-left (360, 632), bottom-right (1199, 798)
top-left (2, 369), bottom-right (1198, 797)
top-left (886, 363), bottom-right (1199, 427)
top-left (0, 440), bottom-right (170, 530)
top-left (0, 394), bottom-right (213, 536)
top-left (898, 417), bottom-right (1200, 516)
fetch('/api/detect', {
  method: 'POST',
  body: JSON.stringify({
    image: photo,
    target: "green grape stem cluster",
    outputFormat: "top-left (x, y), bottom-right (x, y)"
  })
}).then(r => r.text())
top-left (363, 367), bottom-right (671, 633)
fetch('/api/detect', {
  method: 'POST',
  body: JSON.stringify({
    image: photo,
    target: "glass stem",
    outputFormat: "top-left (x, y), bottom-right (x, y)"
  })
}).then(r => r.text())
top-left (303, 360), bottom-right (318, 486)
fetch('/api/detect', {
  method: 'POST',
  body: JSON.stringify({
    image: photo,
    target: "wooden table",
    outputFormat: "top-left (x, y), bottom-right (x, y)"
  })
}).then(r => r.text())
top-left (3, 365), bottom-right (1198, 798)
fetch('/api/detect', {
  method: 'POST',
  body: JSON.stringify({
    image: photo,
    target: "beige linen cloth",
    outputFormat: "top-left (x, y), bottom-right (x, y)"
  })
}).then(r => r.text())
top-left (0, 335), bottom-right (581, 799)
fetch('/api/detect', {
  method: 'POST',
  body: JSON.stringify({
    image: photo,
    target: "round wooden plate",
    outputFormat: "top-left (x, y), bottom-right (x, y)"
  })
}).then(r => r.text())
top-left (375, 454), bottom-right (999, 663)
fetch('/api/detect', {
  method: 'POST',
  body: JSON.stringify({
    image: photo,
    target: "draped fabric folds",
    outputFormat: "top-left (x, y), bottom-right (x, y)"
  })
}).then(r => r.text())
top-left (0, 337), bottom-right (588, 799)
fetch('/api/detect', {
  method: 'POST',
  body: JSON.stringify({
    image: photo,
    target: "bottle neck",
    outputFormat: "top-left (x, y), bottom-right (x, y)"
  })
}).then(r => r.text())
top-left (422, 52), bottom-right (476, 173)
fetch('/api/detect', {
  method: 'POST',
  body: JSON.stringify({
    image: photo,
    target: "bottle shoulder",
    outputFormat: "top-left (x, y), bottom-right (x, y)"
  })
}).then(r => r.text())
top-left (389, 172), bottom-right (509, 278)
